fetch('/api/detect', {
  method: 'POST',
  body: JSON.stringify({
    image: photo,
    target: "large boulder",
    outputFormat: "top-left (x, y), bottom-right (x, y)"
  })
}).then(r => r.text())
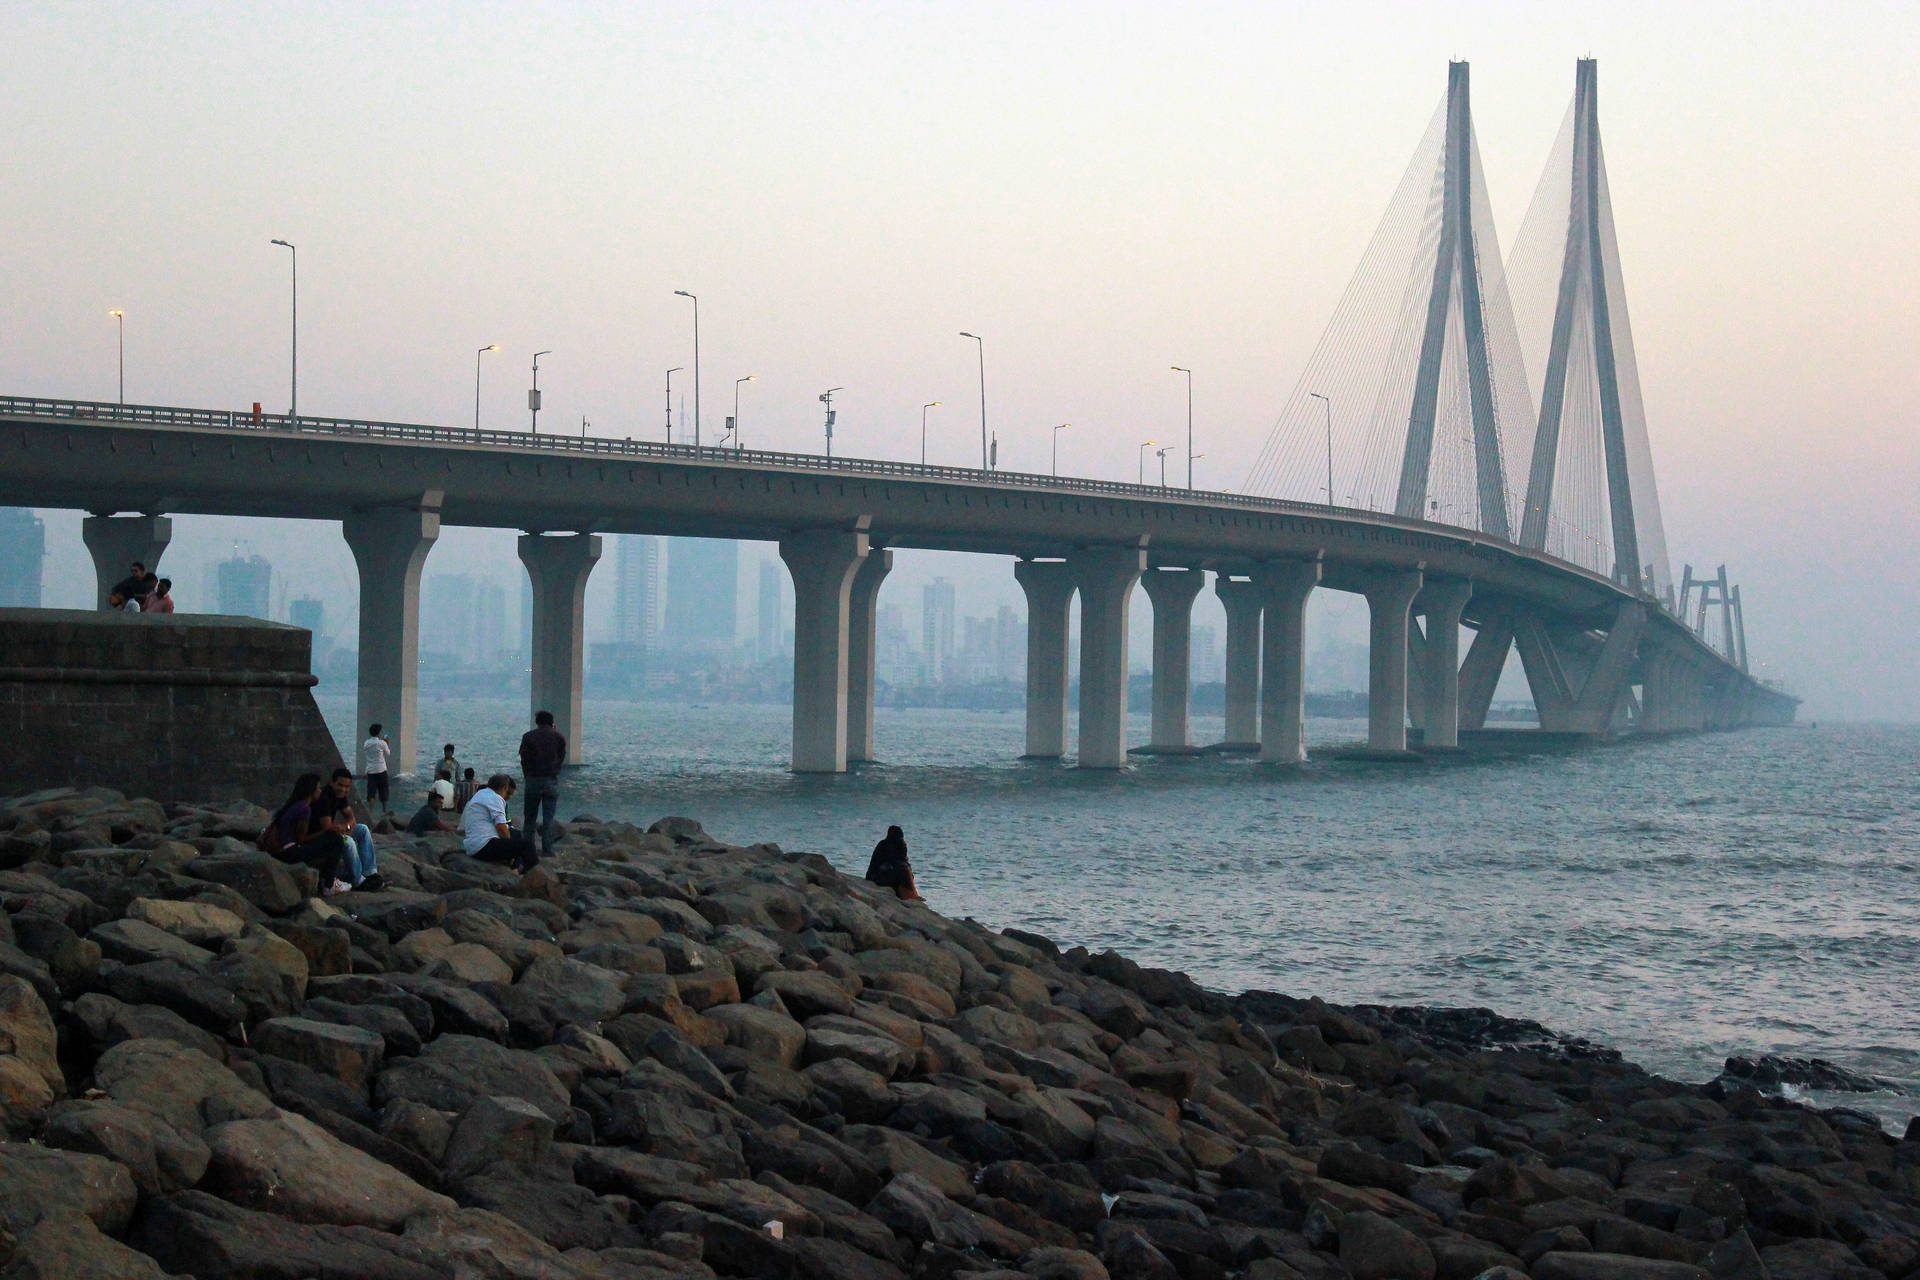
top-left (1339, 1209), bottom-right (1436, 1280)
top-left (185, 852), bottom-right (308, 914)
top-left (709, 1002), bottom-right (808, 1069)
top-left (373, 1034), bottom-right (571, 1123)
top-left (42, 1098), bottom-right (211, 1196)
top-left (1, 1212), bottom-right (178, 1279)
top-left (0, 1142), bottom-right (139, 1235)
top-left (757, 970), bottom-right (857, 1019)
top-left (201, 1108), bottom-right (457, 1228)
top-left (127, 897), bottom-right (248, 948)
top-left (133, 1190), bottom-right (444, 1280)
top-left (88, 919), bottom-right (217, 971)
top-left (252, 1017), bottom-right (385, 1090)
top-left (512, 954), bottom-right (628, 1027)
top-left (92, 1039), bottom-right (273, 1133)
top-left (0, 975), bottom-right (61, 1129)
top-left (439, 1094), bottom-right (555, 1178)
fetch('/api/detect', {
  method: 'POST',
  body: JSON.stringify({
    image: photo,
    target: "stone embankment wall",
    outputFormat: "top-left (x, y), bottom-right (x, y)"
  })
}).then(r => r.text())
top-left (0, 610), bottom-right (343, 806)
top-left (0, 785), bottom-right (1915, 1278)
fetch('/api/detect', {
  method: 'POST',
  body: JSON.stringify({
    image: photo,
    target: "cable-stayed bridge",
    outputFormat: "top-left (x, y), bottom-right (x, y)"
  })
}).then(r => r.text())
top-left (0, 59), bottom-right (1793, 773)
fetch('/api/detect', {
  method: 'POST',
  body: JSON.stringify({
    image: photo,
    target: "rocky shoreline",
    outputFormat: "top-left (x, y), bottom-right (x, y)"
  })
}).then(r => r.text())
top-left (0, 786), bottom-right (1915, 1280)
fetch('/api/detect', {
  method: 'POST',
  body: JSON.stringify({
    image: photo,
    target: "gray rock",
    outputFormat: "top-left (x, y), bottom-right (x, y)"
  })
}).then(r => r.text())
top-left (1340, 1209), bottom-right (1436, 1280)
top-left (201, 1108), bottom-right (457, 1228)
top-left (440, 1093), bottom-right (555, 1178)
top-left (93, 1038), bottom-right (273, 1133)
top-left (69, 992), bottom-right (226, 1061)
top-left (88, 918), bottom-right (216, 971)
top-left (185, 852), bottom-right (308, 914)
top-left (513, 953), bottom-right (629, 1027)
top-left (102, 959), bottom-right (243, 1033)
top-left (1531, 1254), bottom-right (1710, 1280)
top-left (373, 1033), bottom-right (572, 1122)
top-left (866, 1171), bottom-right (984, 1249)
top-left (42, 1098), bottom-right (211, 1196)
top-left (0, 1211), bottom-right (177, 1280)
top-left (709, 1002), bottom-right (808, 1070)
top-left (383, 973), bottom-right (510, 1042)
top-left (300, 996), bottom-right (423, 1058)
top-left (379, 1098), bottom-right (454, 1165)
top-left (0, 1142), bottom-right (139, 1235)
top-left (127, 897), bottom-right (248, 947)
top-left (252, 1017), bottom-right (385, 1090)
top-left (133, 1190), bottom-right (444, 1280)
top-left (757, 970), bottom-right (857, 1019)
top-left (804, 1026), bottom-right (908, 1079)
top-left (457, 1174), bottom-right (635, 1252)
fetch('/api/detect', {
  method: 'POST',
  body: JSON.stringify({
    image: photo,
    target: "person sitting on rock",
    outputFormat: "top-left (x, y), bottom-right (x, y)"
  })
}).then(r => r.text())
top-left (145, 578), bottom-right (175, 614)
top-left (313, 767), bottom-right (383, 892)
top-left (865, 824), bottom-right (922, 900)
top-left (461, 772), bottom-right (538, 873)
top-left (453, 767), bottom-right (480, 812)
top-left (259, 773), bottom-right (348, 893)
top-left (407, 779), bottom-right (457, 836)
top-left (107, 560), bottom-right (155, 611)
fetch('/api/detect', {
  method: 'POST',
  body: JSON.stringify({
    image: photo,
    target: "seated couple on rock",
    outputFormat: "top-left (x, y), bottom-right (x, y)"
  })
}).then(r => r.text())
top-left (865, 825), bottom-right (922, 901)
top-left (259, 770), bottom-right (386, 894)
top-left (459, 773), bottom-right (540, 874)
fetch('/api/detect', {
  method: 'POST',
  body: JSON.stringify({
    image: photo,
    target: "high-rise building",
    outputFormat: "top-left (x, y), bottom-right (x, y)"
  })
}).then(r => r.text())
top-left (664, 537), bottom-right (737, 651)
top-left (216, 553), bottom-right (272, 619)
top-left (1192, 624), bottom-right (1222, 683)
top-left (474, 578), bottom-right (507, 663)
top-left (0, 508), bottom-right (45, 607)
top-left (615, 536), bottom-right (664, 650)
top-left (756, 559), bottom-right (782, 660)
top-left (994, 604), bottom-right (1024, 681)
top-left (921, 577), bottom-right (955, 681)
top-left (288, 597), bottom-right (325, 639)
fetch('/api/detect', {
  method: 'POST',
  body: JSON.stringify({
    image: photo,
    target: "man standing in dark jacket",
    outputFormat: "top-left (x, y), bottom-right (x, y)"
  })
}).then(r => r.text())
top-left (518, 709), bottom-right (567, 860)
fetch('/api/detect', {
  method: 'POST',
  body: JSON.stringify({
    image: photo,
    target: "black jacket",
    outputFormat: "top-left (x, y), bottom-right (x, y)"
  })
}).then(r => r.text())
top-left (866, 832), bottom-right (910, 888)
top-left (519, 726), bottom-right (568, 778)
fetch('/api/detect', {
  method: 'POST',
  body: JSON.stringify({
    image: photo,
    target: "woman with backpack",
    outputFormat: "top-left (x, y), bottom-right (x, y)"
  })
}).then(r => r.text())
top-left (259, 773), bottom-right (349, 893)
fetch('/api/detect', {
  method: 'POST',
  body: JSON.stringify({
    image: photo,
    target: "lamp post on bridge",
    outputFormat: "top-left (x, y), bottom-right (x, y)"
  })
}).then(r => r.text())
top-left (269, 239), bottom-right (296, 419)
top-left (1308, 392), bottom-right (1333, 507)
top-left (820, 387), bottom-right (842, 458)
top-left (664, 368), bottom-right (682, 444)
top-left (674, 290), bottom-right (700, 447)
top-left (108, 310), bottom-right (124, 405)
top-left (1156, 445), bottom-right (1175, 487)
top-left (921, 402), bottom-right (941, 465)
top-left (1052, 422), bottom-right (1070, 476)
top-left (1170, 366), bottom-right (1193, 489)
top-left (530, 351), bottom-right (553, 432)
top-left (474, 345), bottom-right (499, 431)
top-left (959, 332), bottom-right (986, 469)
top-left (730, 375), bottom-right (755, 449)
top-left (1137, 440), bottom-right (1156, 485)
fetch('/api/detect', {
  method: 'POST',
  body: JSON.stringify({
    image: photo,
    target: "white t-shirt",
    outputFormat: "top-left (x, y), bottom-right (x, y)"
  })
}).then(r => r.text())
top-left (361, 736), bottom-right (392, 775)
top-left (461, 788), bottom-right (508, 855)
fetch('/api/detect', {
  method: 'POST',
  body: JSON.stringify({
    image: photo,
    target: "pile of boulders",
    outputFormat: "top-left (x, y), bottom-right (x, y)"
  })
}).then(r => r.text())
top-left (0, 784), bottom-right (1916, 1280)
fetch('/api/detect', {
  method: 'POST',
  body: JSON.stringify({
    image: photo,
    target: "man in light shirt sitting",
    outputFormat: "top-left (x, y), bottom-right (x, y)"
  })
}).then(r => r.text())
top-left (461, 773), bottom-right (537, 873)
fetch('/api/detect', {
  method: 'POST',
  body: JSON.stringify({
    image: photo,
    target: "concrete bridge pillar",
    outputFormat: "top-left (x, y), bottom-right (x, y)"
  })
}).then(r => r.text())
top-left (1359, 568), bottom-right (1425, 753)
top-left (343, 496), bottom-right (441, 776)
top-left (83, 514), bottom-right (172, 609)
top-left (1072, 545), bottom-right (1146, 769)
top-left (1014, 560), bottom-right (1075, 760)
top-left (1413, 577), bottom-right (1473, 748)
top-left (779, 524), bottom-right (869, 773)
top-left (1141, 568), bottom-right (1206, 751)
top-left (518, 533), bottom-right (602, 766)
top-left (1214, 577), bottom-right (1262, 748)
top-left (846, 548), bottom-right (893, 763)
top-left (1254, 559), bottom-right (1321, 763)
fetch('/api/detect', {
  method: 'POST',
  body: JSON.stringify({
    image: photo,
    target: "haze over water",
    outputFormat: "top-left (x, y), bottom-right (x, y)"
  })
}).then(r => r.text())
top-left (322, 696), bottom-right (1920, 1129)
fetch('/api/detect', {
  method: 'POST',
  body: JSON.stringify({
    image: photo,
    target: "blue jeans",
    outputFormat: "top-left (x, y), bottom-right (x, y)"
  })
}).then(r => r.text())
top-left (523, 776), bottom-right (559, 856)
top-left (339, 824), bottom-right (377, 883)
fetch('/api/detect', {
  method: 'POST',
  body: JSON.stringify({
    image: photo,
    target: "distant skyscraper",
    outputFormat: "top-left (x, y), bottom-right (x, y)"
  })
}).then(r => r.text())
top-left (216, 553), bottom-right (272, 619)
top-left (664, 537), bottom-right (737, 651)
top-left (474, 578), bottom-right (506, 662)
top-left (421, 573), bottom-right (476, 656)
top-left (288, 596), bottom-right (325, 640)
top-left (0, 508), bottom-right (45, 607)
top-left (756, 559), bottom-right (782, 660)
top-left (615, 535), bottom-right (664, 650)
top-left (921, 577), bottom-right (955, 681)
top-left (1192, 624), bottom-right (1222, 683)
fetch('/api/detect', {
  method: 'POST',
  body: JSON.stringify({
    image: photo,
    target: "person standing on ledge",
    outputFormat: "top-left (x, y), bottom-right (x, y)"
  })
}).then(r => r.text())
top-left (519, 710), bottom-right (566, 861)
top-left (361, 724), bottom-right (393, 819)
top-left (865, 825), bottom-right (922, 900)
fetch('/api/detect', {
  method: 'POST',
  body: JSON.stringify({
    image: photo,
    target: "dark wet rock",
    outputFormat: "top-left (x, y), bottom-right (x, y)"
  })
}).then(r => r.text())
top-left (41, 1098), bottom-right (211, 1196)
top-left (0, 1142), bottom-right (140, 1235)
top-left (183, 852), bottom-right (308, 915)
top-left (252, 1016), bottom-right (384, 1090)
top-left (101, 959), bottom-right (244, 1033)
top-left (440, 1092), bottom-right (556, 1178)
top-left (200, 1108), bottom-right (456, 1227)
top-left (133, 1190), bottom-right (444, 1280)
top-left (374, 1033), bottom-right (571, 1123)
top-left (0, 1212), bottom-right (179, 1280)
top-left (1715, 1054), bottom-right (1898, 1095)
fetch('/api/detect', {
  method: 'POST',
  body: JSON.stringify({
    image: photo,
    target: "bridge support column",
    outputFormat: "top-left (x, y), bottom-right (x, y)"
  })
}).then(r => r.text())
top-left (519, 533), bottom-right (602, 766)
top-left (343, 495), bottom-right (441, 776)
top-left (1413, 577), bottom-right (1473, 748)
top-left (1014, 560), bottom-right (1075, 759)
top-left (1072, 545), bottom-right (1146, 769)
top-left (846, 548), bottom-right (893, 763)
top-left (1254, 559), bottom-right (1320, 763)
top-left (1458, 614), bottom-right (1513, 731)
top-left (780, 524), bottom-right (869, 774)
top-left (83, 514), bottom-right (172, 609)
top-left (1141, 568), bottom-right (1206, 751)
top-left (1360, 568), bottom-right (1425, 753)
top-left (1215, 577), bottom-right (1262, 748)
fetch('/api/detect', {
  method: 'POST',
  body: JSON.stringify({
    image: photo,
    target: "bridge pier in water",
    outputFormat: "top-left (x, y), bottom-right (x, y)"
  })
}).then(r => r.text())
top-left (1214, 576), bottom-right (1263, 749)
top-left (519, 533), bottom-right (601, 766)
top-left (779, 525), bottom-right (869, 774)
top-left (845, 549), bottom-right (893, 764)
top-left (1255, 559), bottom-right (1320, 763)
top-left (1140, 568), bottom-right (1206, 752)
top-left (1359, 569), bottom-right (1424, 754)
top-left (1410, 577), bottom-right (1474, 748)
top-left (1072, 545), bottom-right (1146, 769)
top-left (342, 496), bottom-right (441, 776)
top-left (82, 514), bottom-right (172, 609)
top-left (1014, 560), bottom-right (1075, 759)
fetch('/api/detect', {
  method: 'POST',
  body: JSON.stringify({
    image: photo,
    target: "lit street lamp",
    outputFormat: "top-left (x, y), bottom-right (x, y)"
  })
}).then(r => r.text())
top-left (959, 332), bottom-right (986, 469)
top-left (921, 402), bottom-right (941, 465)
top-left (530, 350), bottom-right (553, 432)
top-left (1308, 391), bottom-right (1333, 506)
top-left (269, 239), bottom-right (296, 418)
top-left (730, 375), bottom-right (755, 448)
top-left (1052, 422), bottom-right (1070, 476)
top-left (1170, 366), bottom-right (1193, 488)
top-left (1138, 440), bottom-right (1157, 485)
top-left (475, 345), bottom-right (500, 430)
top-left (665, 367), bottom-right (682, 443)
top-left (108, 310), bottom-right (124, 405)
top-left (674, 290), bottom-right (700, 447)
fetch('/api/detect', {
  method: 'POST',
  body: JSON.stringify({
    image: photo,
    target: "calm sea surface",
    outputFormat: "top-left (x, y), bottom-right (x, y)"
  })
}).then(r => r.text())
top-left (320, 695), bottom-right (1920, 1128)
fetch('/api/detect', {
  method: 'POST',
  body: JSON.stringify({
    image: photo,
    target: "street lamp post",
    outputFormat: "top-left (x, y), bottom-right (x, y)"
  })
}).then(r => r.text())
top-left (1170, 366), bottom-right (1193, 488)
top-left (269, 239), bottom-right (296, 418)
top-left (1308, 392), bottom-right (1333, 507)
top-left (1138, 440), bottom-right (1157, 485)
top-left (665, 367), bottom-right (682, 443)
top-left (921, 402), bottom-right (941, 465)
top-left (1052, 422), bottom-right (1070, 476)
top-left (475, 345), bottom-right (499, 430)
top-left (530, 350), bottom-right (553, 432)
top-left (820, 387), bottom-right (842, 458)
top-left (731, 375), bottom-right (755, 449)
top-left (1157, 445), bottom-right (1175, 487)
top-left (959, 332), bottom-right (986, 469)
top-left (674, 291), bottom-right (700, 447)
top-left (108, 310), bottom-right (124, 405)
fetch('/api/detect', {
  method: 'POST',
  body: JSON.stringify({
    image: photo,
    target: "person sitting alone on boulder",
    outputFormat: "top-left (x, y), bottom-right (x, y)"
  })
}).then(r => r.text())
top-left (461, 772), bottom-right (538, 873)
top-left (258, 772), bottom-right (348, 894)
top-left (407, 779), bottom-right (456, 836)
top-left (865, 824), bottom-right (922, 900)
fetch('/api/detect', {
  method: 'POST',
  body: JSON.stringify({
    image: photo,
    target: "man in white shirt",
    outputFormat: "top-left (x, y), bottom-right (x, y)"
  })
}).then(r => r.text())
top-left (361, 724), bottom-right (393, 818)
top-left (461, 773), bottom-right (537, 872)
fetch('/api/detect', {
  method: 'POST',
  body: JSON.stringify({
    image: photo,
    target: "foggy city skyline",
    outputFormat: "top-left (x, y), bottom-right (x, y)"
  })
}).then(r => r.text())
top-left (4, 3), bottom-right (1916, 720)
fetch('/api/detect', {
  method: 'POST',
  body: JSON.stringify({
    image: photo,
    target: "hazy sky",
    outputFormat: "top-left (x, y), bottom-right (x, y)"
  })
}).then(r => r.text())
top-left (3, 2), bottom-right (1915, 719)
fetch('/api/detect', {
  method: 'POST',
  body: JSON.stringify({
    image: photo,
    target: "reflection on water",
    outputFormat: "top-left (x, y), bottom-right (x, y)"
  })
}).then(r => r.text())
top-left (320, 694), bottom-right (1920, 1127)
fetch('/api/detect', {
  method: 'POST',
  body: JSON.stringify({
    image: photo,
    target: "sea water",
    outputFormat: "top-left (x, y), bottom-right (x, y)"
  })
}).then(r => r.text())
top-left (321, 696), bottom-right (1920, 1128)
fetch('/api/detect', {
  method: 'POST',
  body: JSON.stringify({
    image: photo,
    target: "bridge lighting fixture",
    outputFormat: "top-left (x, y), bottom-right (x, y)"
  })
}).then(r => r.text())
top-left (269, 240), bottom-right (296, 419)
top-left (1308, 392), bottom-right (1333, 507)
top-left (1156, 444), bottom-right (1175, 487)
top-left (1170, 367), bottom-right (1193, 489)
top-left (1052, 422), bottom-right (1070, 477)
top-left (820, 387), bottom-right (843, 459)
top-left (530, 351), bottom-right (553, 433)
top-left (675, 291), bottom-right (700, 447)
top-left (959, 333), bottom-right (986, 469)
top-left (108, 310), bottom-right (124, 405)
top-left (1138, 440), bottom-right (1156, 485)
top-left (475, 345), bottom-right (500, 431)
top-left (921, 402), bottom-right (941, 466)
top-left (730, 375), bottom-right (755, 449)
top-left (665, 368), bottom-right (683, 443)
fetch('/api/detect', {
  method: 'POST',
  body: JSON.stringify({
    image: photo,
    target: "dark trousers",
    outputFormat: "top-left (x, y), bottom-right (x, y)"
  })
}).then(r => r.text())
top-left (365, 771), bottom-right (390, 805)
top-left (523, 775), bottom-right (559, 855)
top-left (473, 833), bottom-right (539, 874)
top-left (273, 834), bottom-right (343, 886)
